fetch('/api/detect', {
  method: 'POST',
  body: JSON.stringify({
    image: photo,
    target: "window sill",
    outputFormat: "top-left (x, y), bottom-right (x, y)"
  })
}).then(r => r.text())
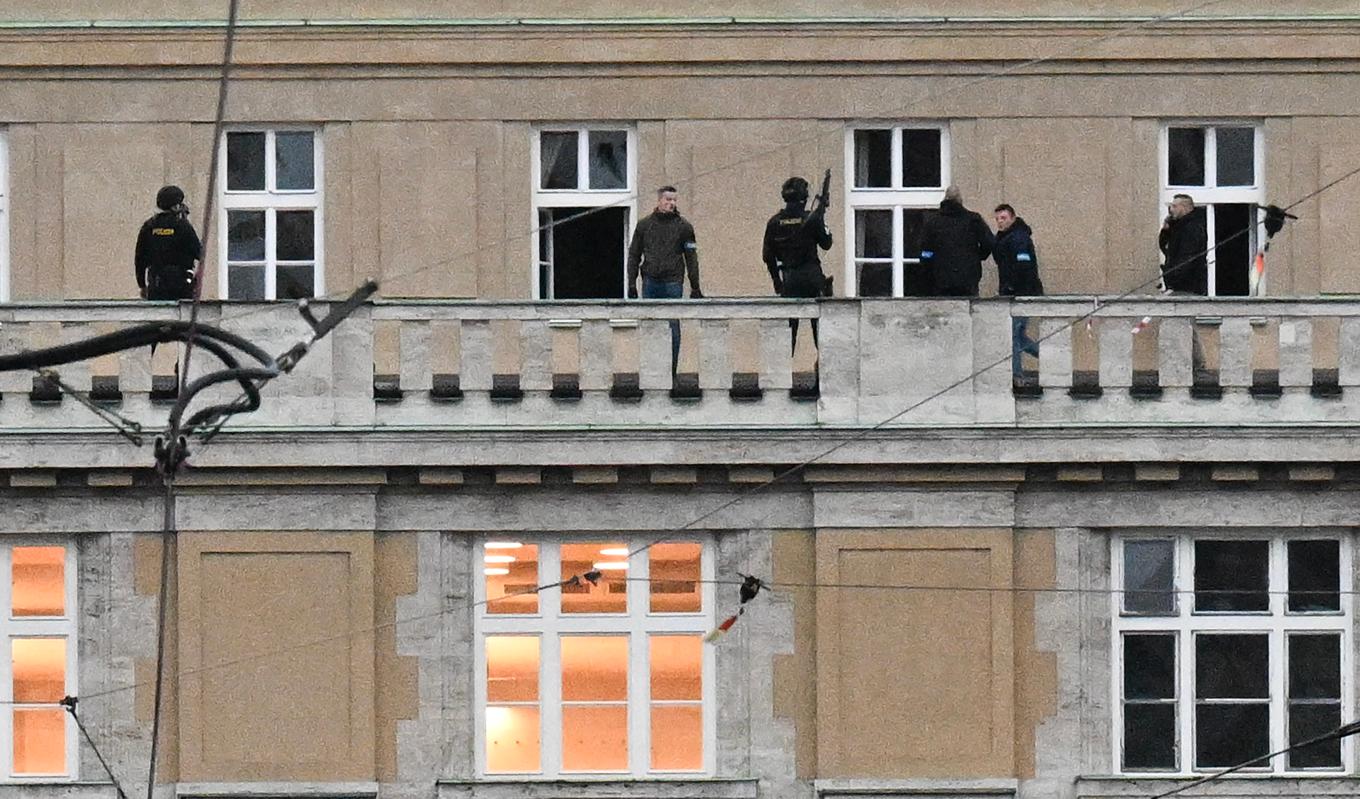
top-left (814, 778), bottom-right (1017, 796)
top-left (0, 782), bottom-right (116, 798)
top-left (1076, 775), bottom-right (1360, 797)
top-left (437, 778), bottom-right (758, 799)
top-left (176, 783), bottom-right (378, 798)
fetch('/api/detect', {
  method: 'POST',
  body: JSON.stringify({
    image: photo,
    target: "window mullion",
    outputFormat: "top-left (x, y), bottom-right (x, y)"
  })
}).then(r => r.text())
top-left (890, 127), bottom-right (903, 191)
top-left (264, 130), bottom-right (277, 193)
top-left (265, 209), bottom-right (277, 301)
top-left (891, 206), bottom-right (904, 298)
top-left (576, 129), bottom-right (589, 192)
top-left (1270, 627), bottom-right (1286, 773)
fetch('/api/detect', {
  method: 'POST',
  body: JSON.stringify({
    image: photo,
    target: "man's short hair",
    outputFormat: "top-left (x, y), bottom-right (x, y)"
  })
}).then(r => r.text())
top-left (944, 185), bottom-right (962, 203)
top-left (994, 203), bottom-right (1016, 216)
top-left (657, 185), bottom-right (678, 196)
top-left (1172, 193), bottom-right (1195, 205)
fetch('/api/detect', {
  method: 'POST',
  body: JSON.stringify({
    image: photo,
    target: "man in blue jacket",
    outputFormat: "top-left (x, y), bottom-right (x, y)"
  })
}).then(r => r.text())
top-left (992, 204), bottom-right (1044, 380)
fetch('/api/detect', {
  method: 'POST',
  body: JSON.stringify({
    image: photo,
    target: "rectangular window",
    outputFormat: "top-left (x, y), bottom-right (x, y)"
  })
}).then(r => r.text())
top-left (1114, 535), bottom-right (1350, 775)
top-left (0, 544), bottom-right (76, 778)
top-left (1160, 124), bottom-right (1264, 297)
top-left (532, 126), bottom-right (636, 300)
top-left (475, 538), bottom-right (712, 777)
top-left (220, 129), bottom-right (323, 300)
top-left (845, 125), bottom-right (948, 297)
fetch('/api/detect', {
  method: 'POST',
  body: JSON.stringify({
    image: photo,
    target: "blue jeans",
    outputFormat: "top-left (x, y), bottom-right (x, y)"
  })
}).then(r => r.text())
top-left (642, 278), bottom-right (683, 373)
top-left (1012, 316), bottom-right (1040, 377)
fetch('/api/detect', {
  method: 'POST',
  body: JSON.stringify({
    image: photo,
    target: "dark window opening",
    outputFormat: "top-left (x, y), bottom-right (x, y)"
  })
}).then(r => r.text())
top-left (1212, 203), bottom-right (1253, 297)
top-left (543, 206), bottom-right (628, 300)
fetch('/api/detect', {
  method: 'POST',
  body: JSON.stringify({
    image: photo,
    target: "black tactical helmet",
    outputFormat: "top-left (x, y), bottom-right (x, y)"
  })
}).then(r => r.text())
top-left (156, 185), bottom-right (185, 211)
top-left (781, 176), bottom-right (809, 203)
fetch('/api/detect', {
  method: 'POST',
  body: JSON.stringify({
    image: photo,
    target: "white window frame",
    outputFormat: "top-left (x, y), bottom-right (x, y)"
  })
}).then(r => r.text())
top-left (0, 542), bottom-right (77, 781)
top-left (1159, 123), bottom-right (1266, 297)
top-left (473, 536), bottom-right (716, 779)
top-left (1111, 533), bottom-right (1353, 776)
top-left (530, 125), bottom-right (638, 300)
top-left (217, 127), bottom-right (325, 300)
top-left (0, 131), bottom-right (9, 302)
top-left (843, 124), bottom-right (950, 297)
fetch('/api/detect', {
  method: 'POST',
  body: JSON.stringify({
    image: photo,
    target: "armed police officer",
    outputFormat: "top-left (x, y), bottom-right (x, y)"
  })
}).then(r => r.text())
top-left (135, 185), bottom-right (201, 301)
top-left (763, 173), bottom-right (833, 351)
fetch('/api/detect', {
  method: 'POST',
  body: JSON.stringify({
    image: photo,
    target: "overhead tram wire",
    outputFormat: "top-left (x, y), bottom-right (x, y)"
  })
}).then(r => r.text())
top-left (146, 2), bottom-right (242, 799)
top-left (208, 0), bottom-right (1235, 332)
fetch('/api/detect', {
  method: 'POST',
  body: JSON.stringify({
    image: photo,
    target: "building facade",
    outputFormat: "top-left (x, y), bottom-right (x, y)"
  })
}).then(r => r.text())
top-left (0, 3), bottom-right (1358, 799)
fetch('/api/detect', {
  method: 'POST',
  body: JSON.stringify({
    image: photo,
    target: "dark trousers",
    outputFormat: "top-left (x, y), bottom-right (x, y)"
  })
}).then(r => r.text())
top-left (782, 269), bottom-right (823, 353)
top-left (642, 277), bottom-right (683, 374)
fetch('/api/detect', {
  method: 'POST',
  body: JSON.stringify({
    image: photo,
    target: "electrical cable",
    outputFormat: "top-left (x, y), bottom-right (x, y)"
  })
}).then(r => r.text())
top-left (60, 696), bottom-right (131, 799)
top-left (36, 369), bottom-right (146, 446)
top-left (208, 0), bottom-right (1235, 331)
top-left (1148, 719), bottom-right (1360, 798)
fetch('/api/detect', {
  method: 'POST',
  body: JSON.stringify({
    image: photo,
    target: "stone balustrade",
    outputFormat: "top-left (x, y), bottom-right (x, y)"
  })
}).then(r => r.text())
top-left (0, 296), bottom-right (1358, 433)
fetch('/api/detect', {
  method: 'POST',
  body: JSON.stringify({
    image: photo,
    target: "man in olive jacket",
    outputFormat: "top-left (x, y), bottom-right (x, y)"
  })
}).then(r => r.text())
top-left (919, 185), bottom-right (995, 297)
top-left (627, 185), bottom-right (703, 374)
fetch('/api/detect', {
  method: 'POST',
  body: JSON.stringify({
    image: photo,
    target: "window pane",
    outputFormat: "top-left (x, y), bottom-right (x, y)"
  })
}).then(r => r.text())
top-left (227, 210), bottom-right (266, 262)
top-left (276, 210), bottom-right (315, 261)
top-left (486, 636), bottom-right (538, 703)
top-left (1216, 127), bottom-right (1255, 187)
top-left (588, 130), bottom-right (627, 190)
top-left (1288, 539), bottom-right (1340, 612)
top-left (12, 708), bottom-right (64, 775)
top-left (1123, 703), bottom-right (1176, 770)
top-left (651, 704), bottom-right (702, 771)
top-left (855, 210), bottom-right (892, 259)
top-left (857, 263), bottom-right (892, 298)
top-left (1196, 703), bottom-right (1269, 768)
top-left (485, 706), bottom-right (540, 773)
top-left (1289, 634), bottom-right (1340, 700)
top-left (650, 542), bottom-right (700, 613)
top-left (853, 129), bottom-right (892, 188)
top-left (276, 264), bottom-right (315, 300)
top-left (13, 639), bottom-right (64, 703)
top-left (1168, 127), bottom-right (1206, 186)
top-left (227, 264), bottom-right (265, 301)
top-left (1289, 702), bottom-right (1342, 769)
top-left (561, 542), bottom-right (626, 614)
top-left (1123, 634), bottom-right (1175, 700)
top-left (902, 208), bottom-right (927, 259)
top-left (226, 132), bottom-right (266, 191)
top-left (1194, 540), bottom-right (1268, 612)
top-left (1123, 539), bottom-right (1175, 615)
top-left (540, 131), bottom-right (579, 190)
top-left (275, 131), bottom-right (315, 191)
top-left (486, 542), bottom-right (539, 615)
top-left (561, 636), bottom-right (626, 701)
top-left (12, 547), bottom-right (64, 617)
top-left (562, 704), bottom-right (627, 771)
top-left (651, 635), bottom-right (701, 701)
top-left (1196, 634), bottom-right (1268, 698)
top-left (902, 129), bottom-right (943, 188)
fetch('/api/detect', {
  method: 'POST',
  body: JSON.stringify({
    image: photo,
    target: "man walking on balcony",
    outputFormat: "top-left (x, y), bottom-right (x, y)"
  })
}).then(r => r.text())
top-left (1159, 193), bottom-right (1208, 370)
top-left (920, 185), bottom-right (994, 297)
top-left (992, 204), bottom-right (1043, 381)
top-left (628, 185), bottom-right (703, 375)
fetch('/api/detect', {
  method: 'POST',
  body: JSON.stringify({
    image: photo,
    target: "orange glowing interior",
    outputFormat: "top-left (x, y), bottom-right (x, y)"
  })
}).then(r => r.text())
top-left (12, 547), bottom-right (64, 617)
top-left (561, 543), bottom-right (627, 614)
top-left (485, 636), bottom-right (540, 773)
top-left (12, 638), bottom-right (66, 775)
top-left (485, 544), bottom-right (539, 615)
top-left (649, 542), bottom-right (701, 613)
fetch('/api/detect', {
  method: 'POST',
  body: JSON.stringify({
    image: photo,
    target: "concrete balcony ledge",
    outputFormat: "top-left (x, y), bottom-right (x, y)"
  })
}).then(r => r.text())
top-left (437, 779), bottom-right (758, 799)
top-left (1076, 775), bottom-right (1360, 797)
top-left (0, 783), bottom-right (116, 799)
top-left (4, 297), bottom-right (1360, 434)
top-left (814, 777), bottom-right (1017, 796)
top-left (175, 783), bottom-right (378, 798)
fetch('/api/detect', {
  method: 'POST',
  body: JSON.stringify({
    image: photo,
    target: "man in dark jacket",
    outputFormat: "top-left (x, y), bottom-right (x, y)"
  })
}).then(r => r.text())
top-left (1159, 193), bottom-right (1208, 295)
top-left (763, 176), bottom-right (833, 351)
top-left (135, 185), bottom-right (201, 301)
top-left (627, 185), bottom-right (702, 374)
top-left (919, 185), bottom-right (994, 297)
top-left (992, 204), bottom-right (1044, 380)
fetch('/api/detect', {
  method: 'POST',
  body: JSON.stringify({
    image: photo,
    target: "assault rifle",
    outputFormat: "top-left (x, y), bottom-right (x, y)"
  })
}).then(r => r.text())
top-left (808, 169), bottom-right (834, 296)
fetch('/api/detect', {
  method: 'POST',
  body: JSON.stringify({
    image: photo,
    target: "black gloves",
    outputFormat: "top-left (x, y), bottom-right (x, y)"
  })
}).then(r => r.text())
top-left (772, 276), bottom-right (784, 295)
top-left (690, 288), bottom-right (704, 299)
top-left (627, 284), bottom-right (638, 299)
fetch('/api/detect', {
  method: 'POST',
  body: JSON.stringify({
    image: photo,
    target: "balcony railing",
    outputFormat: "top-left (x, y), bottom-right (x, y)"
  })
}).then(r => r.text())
top-left (0, 297), bottom-right (1357, 432)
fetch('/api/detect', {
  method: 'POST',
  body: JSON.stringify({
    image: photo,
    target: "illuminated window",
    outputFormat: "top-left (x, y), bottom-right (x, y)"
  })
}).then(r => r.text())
top-left (1, 544), bottom-right (74, 778)
top-left (476, 538), bottom-right (711, 777)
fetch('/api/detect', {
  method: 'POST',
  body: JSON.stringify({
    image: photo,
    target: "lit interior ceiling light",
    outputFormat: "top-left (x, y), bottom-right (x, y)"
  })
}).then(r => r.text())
top-left (484, 555), bottom-right (517, 564)
top-left (484, 567), bottom-right (510, 576)
top-left (485, 541), bottom-right (523, 550)
top-left (599, 547), bottom-right (629, 556)
top-left (593, 562), bottom-right (629, 570)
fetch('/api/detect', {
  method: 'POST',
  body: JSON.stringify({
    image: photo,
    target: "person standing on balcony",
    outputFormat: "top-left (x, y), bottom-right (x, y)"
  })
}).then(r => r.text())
top-left (763, 176), bottom-right (834, 352)
top-left (1159, 193), bottom-right (1208, 369)
top-left (627, 185), bottom-right (703, 374)
top-left (135, 185), bottom-right (201, 301)
top-left (919, 185), bottom-right (995, 297)
top-left (992, 204), bottom-right (1044, 381)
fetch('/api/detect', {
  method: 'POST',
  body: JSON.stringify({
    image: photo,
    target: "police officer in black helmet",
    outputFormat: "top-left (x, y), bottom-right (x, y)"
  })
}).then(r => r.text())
top-left (135, 185), bottom-right (202, 300)
top-left (762, 176), bottom-right (833, 350)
